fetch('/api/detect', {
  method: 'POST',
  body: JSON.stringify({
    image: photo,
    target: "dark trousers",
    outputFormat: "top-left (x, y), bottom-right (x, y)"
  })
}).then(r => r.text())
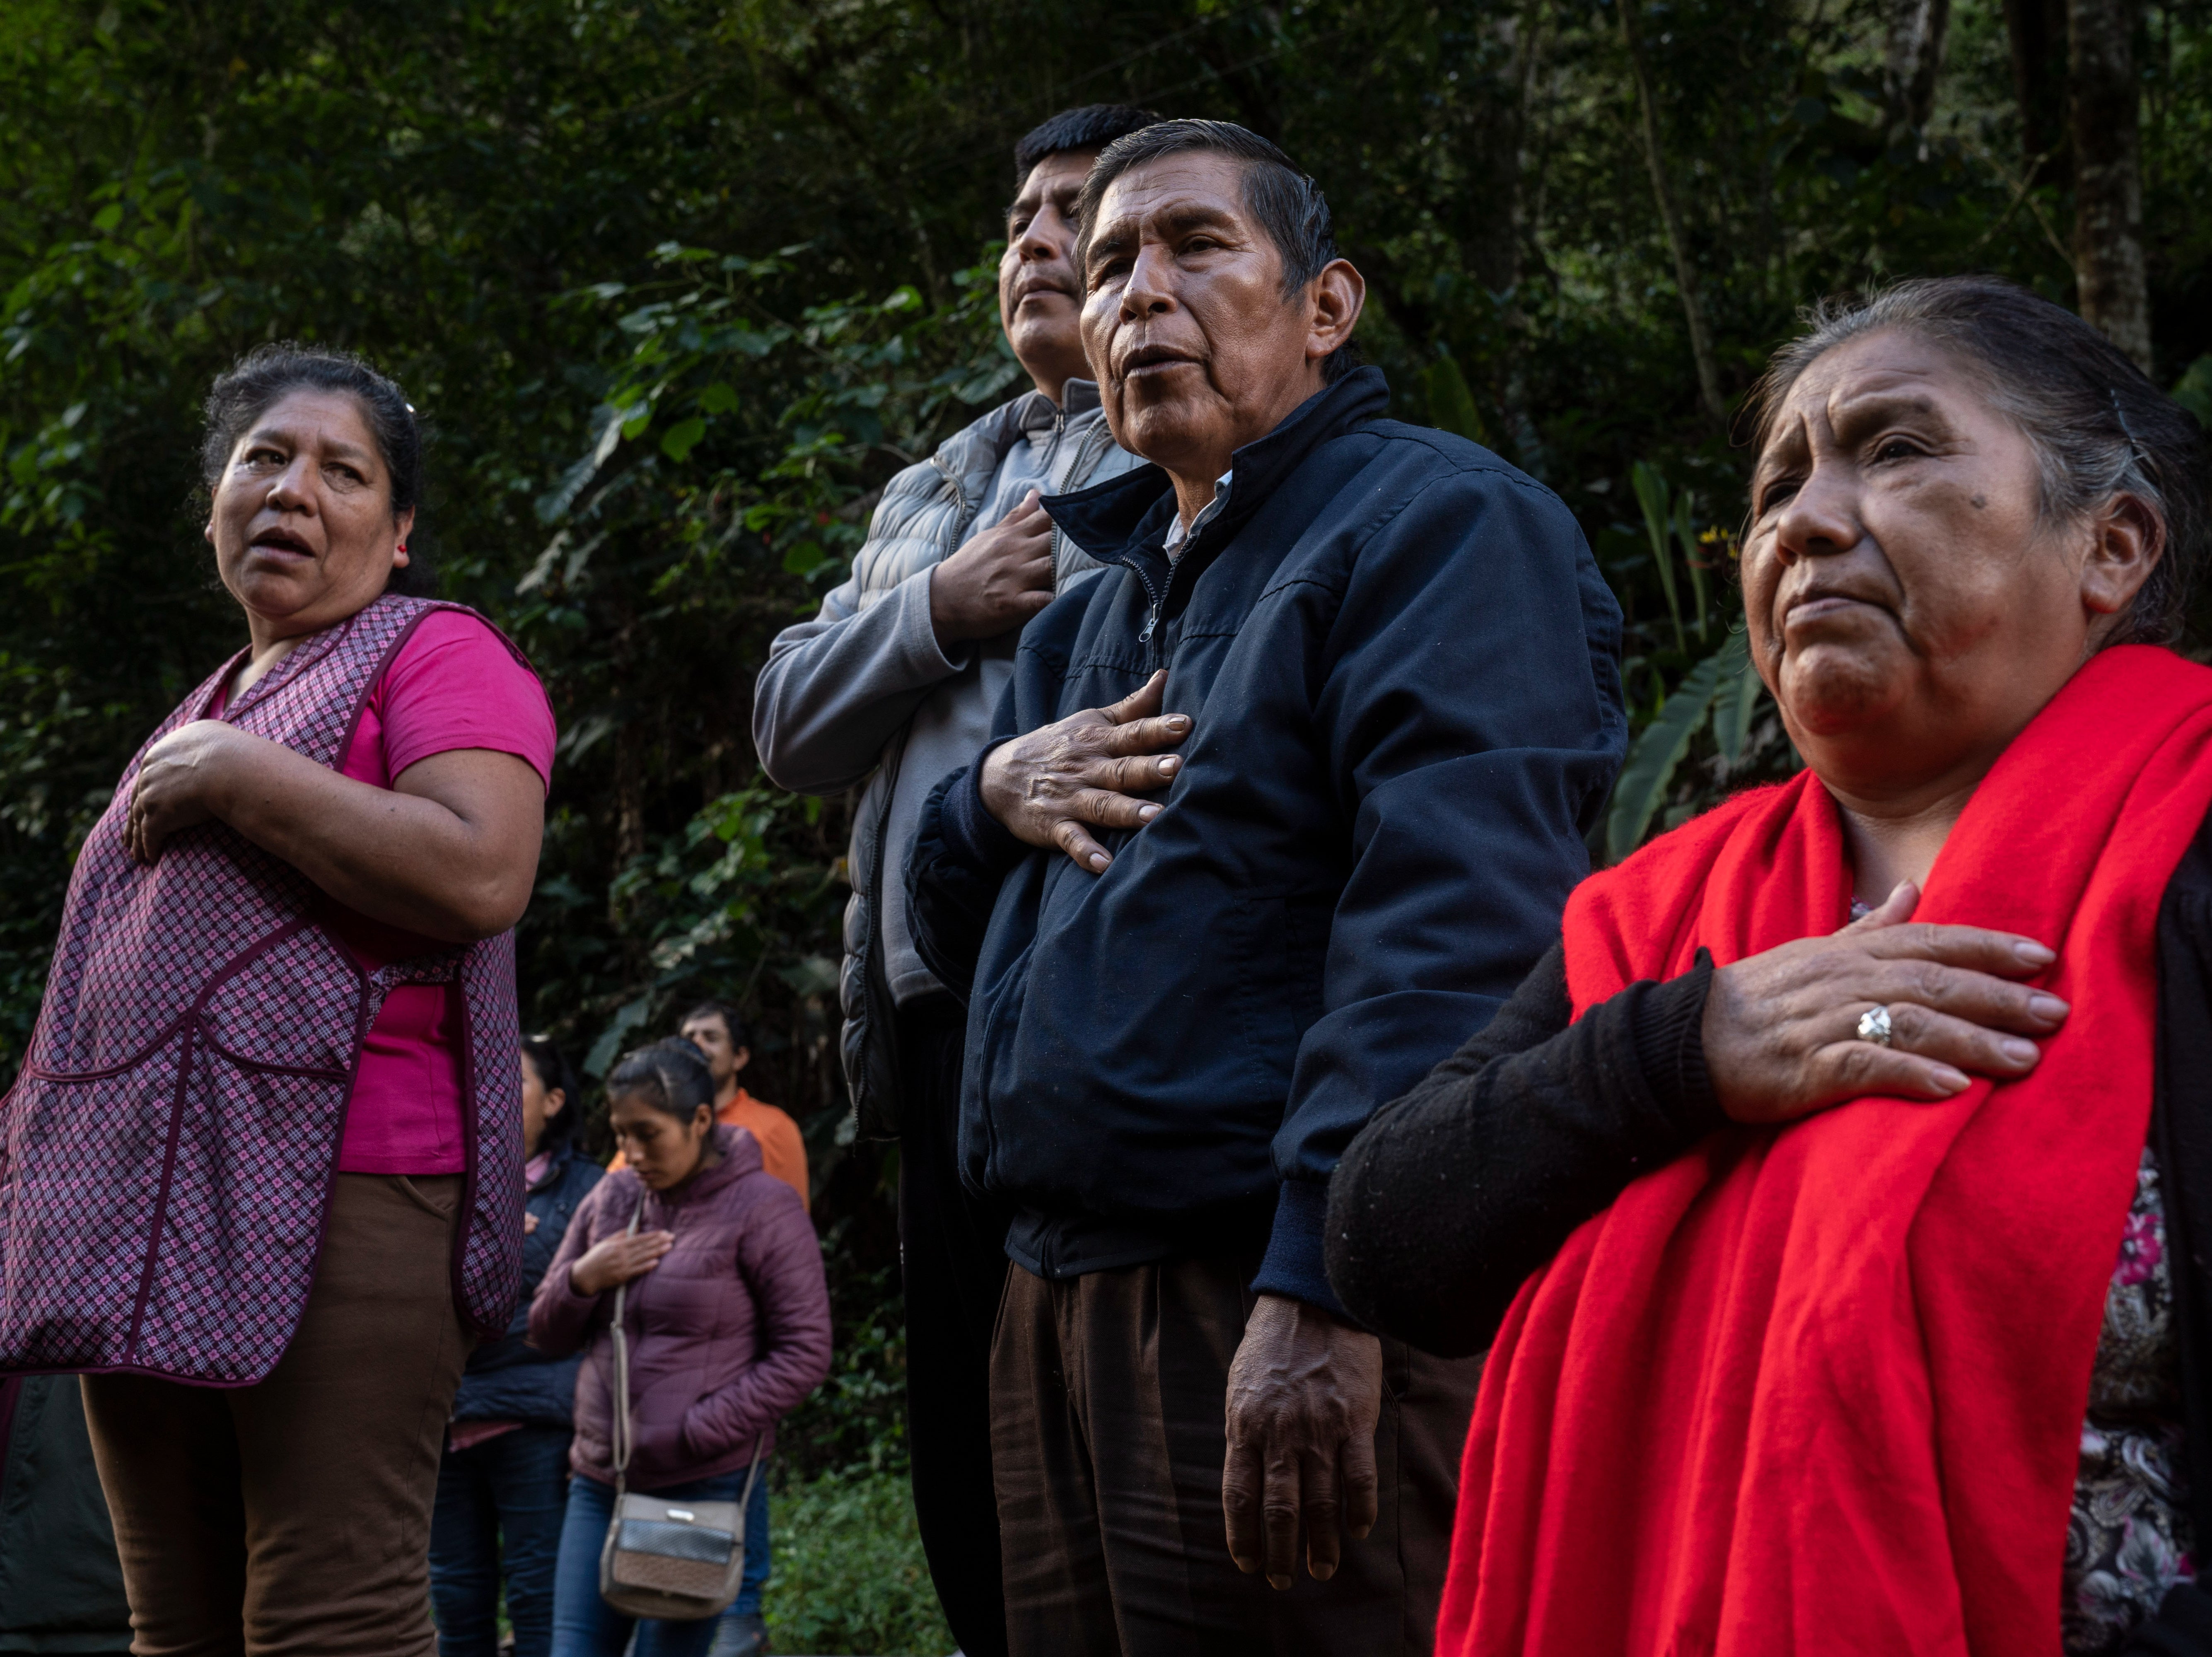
top-left (991, 1254), bottom-right (1481, 1657)
top-left (429, 1424), bottom-right (574, 1657)
top-left (896, 993), bottom-right (1012, 1657)
top-left (80, 1174), bottom-right (472, 1657)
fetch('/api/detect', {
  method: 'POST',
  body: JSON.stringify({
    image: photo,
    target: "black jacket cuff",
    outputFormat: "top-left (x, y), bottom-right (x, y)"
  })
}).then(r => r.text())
top-left (1628, 949), bottom-right (1724, 1134)
top-left (938, 746), bottom-right (1027, 875)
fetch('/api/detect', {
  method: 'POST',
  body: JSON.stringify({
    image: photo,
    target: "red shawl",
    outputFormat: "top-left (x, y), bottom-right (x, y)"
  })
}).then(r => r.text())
top-left (1438, 645), bottom-right (2212, 1657)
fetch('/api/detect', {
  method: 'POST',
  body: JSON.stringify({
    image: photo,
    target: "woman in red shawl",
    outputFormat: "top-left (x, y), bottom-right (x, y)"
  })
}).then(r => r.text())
top-left (1327, 276), bottom-right (2212, 1657)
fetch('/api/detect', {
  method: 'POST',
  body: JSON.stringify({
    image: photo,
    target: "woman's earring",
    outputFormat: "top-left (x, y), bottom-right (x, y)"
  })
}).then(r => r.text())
top-left (396, 541), bottom-right (409, 556)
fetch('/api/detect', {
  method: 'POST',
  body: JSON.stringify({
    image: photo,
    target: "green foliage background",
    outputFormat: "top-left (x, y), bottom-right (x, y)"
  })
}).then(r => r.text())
top-left (3, 7), bottom-right (2210, 1637)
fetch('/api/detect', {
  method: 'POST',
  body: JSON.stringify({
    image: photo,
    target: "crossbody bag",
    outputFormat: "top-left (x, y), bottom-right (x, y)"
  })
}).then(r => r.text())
top-left (597, 1196), bottom-right (763, 1620)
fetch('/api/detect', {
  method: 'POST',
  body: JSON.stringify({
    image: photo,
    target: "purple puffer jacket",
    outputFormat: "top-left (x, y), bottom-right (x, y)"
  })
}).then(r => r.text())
top-left (530, 1125), bottom-right (831, 1490)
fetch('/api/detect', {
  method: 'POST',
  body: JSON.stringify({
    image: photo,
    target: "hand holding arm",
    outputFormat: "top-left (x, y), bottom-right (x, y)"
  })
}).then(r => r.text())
top-left (1222, 1295), bottom-right (1383, 1589)
top-left (126, 720), bottom-right (544, 943)
top-left (978, 671), bottom-right (1190, 872)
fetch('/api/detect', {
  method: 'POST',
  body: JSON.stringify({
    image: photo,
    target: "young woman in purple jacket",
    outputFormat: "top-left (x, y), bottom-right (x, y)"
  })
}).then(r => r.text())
top-left (532, 1039), bottom-right (832, 1657)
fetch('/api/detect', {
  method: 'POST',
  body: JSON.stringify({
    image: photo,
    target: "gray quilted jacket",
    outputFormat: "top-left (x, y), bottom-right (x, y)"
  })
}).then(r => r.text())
top-left (752, 380), bottom-right (1141, 1136)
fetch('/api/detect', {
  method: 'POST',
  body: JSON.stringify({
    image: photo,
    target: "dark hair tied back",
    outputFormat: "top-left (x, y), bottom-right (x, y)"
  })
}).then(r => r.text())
top-left (1748, 275), bottom-right (2206, 647)
top-left (518, 1034), bottom-right (582, 1151)
top-left (200, 342), bottom-right (435, 597)
top-left (606, 1037), bottom-right (716, 1123)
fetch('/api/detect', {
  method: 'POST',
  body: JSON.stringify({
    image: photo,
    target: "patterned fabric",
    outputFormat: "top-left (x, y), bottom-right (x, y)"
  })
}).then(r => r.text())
top-left (2065, 1147), bottom-right (2196, 1654)
top-left (0, 596), bottom-right (527, 1383)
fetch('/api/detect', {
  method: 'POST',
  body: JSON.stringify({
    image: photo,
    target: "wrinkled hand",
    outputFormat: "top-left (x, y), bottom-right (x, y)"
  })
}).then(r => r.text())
top-left (126, 719), bottom-right (258, 864)
top-left (930, 489), bottom-right (1055, 647)
top-left (569, 1229), bottom-right (672, 1296)
top-left (1223, 1294), bottom-right (1382, 1589)
top-left (978, 671), bottom-right (1189, 873)
top-left (1702, 880), bottom-right (2068, 1123)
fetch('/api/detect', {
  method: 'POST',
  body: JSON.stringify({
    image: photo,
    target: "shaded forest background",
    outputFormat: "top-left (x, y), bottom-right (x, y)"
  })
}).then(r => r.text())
top-left (4, 0), bottom-right (2210, 1488)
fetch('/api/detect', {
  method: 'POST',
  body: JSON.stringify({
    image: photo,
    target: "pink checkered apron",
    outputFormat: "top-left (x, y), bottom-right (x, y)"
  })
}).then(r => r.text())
top-left (0, 594), bottom-right (527, 1384)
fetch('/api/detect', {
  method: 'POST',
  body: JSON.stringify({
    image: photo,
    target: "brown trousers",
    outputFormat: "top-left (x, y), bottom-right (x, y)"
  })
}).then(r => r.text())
top-left (990, 1253), bottom-right (1482, 1657)
top-left (81, 1173), bottom-right (472, 1657)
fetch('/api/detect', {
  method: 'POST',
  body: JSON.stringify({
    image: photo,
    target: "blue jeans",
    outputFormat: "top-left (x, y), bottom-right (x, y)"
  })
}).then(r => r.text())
top-left (429, 1425), bottom-right (574, 1657)
top-left (723, 1466), bottom-right (772, 1621)
top-left (550, 1466), bottom-right (768, 1657)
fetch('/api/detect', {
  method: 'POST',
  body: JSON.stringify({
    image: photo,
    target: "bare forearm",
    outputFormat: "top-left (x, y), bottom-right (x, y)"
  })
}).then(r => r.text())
top-left (206, 742), bottom-right (540, 941)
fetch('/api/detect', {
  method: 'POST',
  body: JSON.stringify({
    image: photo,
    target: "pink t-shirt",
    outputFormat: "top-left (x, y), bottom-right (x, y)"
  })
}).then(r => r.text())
top-left (314, 612), bottom-right (555, 1173)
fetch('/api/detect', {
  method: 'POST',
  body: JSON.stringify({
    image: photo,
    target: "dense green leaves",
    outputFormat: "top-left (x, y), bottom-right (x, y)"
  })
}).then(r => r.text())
top-left (4, 0), bottom-right (2211, 1505)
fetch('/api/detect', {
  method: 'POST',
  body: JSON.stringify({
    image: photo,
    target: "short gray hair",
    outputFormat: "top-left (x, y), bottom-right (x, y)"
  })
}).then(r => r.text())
top-left (1748, 275), bottom-right (2205, 646)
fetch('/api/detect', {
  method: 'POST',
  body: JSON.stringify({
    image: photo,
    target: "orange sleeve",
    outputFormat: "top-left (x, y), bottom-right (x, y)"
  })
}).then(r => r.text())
top-left (728, 1097), bottom-right (809, 1213)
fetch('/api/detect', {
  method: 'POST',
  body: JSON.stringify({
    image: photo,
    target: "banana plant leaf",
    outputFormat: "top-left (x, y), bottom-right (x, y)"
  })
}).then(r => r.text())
top-left (1709, 628), bottom-right (1763, 767)
top-left (1630, 459), bottom-right (1685, 650)
top-left (1605, 647), bottom-right (1728, 864)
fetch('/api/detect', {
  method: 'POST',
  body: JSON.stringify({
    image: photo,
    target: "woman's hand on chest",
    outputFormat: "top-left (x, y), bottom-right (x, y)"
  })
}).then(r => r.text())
top-left (126, 720), bottom-right (266, 864)
top-left (127, 721), bottom-right (543, 942)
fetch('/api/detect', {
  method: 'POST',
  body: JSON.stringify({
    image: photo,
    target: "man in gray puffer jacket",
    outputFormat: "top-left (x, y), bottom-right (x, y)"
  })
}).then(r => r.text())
top-left (750, 102), bottom-right (1156, 1657)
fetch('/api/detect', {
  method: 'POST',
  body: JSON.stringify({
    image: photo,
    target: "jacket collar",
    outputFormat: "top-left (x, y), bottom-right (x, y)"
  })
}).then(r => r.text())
top-left (529, 1136), bottom-right (576, 1194)
top-left (937, 379), bottom-right (1109, 513)
top-left (1043, 365), bottom-right (1390, 568)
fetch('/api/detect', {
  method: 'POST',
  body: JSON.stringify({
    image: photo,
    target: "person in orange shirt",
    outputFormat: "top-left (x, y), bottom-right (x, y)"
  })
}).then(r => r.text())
top-left (605, 1002), bottom-right (807, 1213)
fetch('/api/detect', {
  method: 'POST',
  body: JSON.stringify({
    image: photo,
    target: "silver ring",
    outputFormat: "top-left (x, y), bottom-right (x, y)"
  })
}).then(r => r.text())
top-left (1857, 1005), bottom-right (1894, 1047)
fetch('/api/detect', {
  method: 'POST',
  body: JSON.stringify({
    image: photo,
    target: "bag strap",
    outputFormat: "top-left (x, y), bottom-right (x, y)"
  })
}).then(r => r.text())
top-left (608, 1194), bottom-right (645, 1501)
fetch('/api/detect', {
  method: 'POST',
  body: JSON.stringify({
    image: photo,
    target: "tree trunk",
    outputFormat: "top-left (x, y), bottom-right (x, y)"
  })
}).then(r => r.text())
top-left (1465, 0), bottom-right (1546, 297)
top-left (1882, 0), bottom-right (1952, 140)
top-left (1618, 0), bottom-right (1727, 428)
top-left (2006, 0), bottom-right (2071, 181)
top-left (2068, 0), bottom-right (2151, 368)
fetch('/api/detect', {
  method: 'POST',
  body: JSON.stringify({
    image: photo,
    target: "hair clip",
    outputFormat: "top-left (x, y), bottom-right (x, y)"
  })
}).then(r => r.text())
top-left (2111, 389), bottom-right (2153, 471)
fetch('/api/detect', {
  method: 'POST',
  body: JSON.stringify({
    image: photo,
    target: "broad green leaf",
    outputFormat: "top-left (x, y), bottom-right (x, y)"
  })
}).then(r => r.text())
top-left (1421, 354), bottom-right (1489, 447)
top-left (660, 415), bottom-right (706, 461)
top-left (2173, 356), bottom-right (2212, 430)
top-left (1674, 489), bottom-right (1707, 640)
top-left (1606, 647), bottom-right (1728, 863)
top-left (584, 994), bottom-right (655, 1079)
top-left (1709, 628), bottom-right (1764, 766)
top-left (1630, 461), bottom-right (1684, 651)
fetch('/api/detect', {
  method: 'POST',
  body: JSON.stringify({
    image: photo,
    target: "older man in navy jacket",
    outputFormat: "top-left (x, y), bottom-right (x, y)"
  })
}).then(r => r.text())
top-left (908, 119), bottom-right (1625, 1657)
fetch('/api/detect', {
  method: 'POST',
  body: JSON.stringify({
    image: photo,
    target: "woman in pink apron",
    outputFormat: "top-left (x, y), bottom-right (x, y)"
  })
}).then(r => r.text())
top-left (0, 342), bottom-right (557, 1655)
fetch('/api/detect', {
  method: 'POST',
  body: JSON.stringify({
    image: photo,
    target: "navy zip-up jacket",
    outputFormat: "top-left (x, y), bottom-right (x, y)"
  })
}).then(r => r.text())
top-left (906, 367), bottom-right (1626, 1313)
top-left (454, 1136), bottom-right (602, 1426)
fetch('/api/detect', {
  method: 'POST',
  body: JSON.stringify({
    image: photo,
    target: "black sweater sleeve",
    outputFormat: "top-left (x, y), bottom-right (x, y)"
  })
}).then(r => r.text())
top-left (906, 761), bottom-right (1027, 1005)
top-left (1323, 935), bottom-right (1726, 1357)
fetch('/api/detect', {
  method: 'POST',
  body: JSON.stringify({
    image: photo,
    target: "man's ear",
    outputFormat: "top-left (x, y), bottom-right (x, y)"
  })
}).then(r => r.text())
top-left (543, 1088), bottom-right (567, 1119)
top-left (731, 1046), bottom-right (751, 1074)
top-left (1306, 258), bottom-right (1366, 365)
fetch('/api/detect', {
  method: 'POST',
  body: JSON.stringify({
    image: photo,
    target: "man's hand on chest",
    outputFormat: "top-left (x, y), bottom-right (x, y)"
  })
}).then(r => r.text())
top-left (978, 669), bottom-right (1191, 872)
